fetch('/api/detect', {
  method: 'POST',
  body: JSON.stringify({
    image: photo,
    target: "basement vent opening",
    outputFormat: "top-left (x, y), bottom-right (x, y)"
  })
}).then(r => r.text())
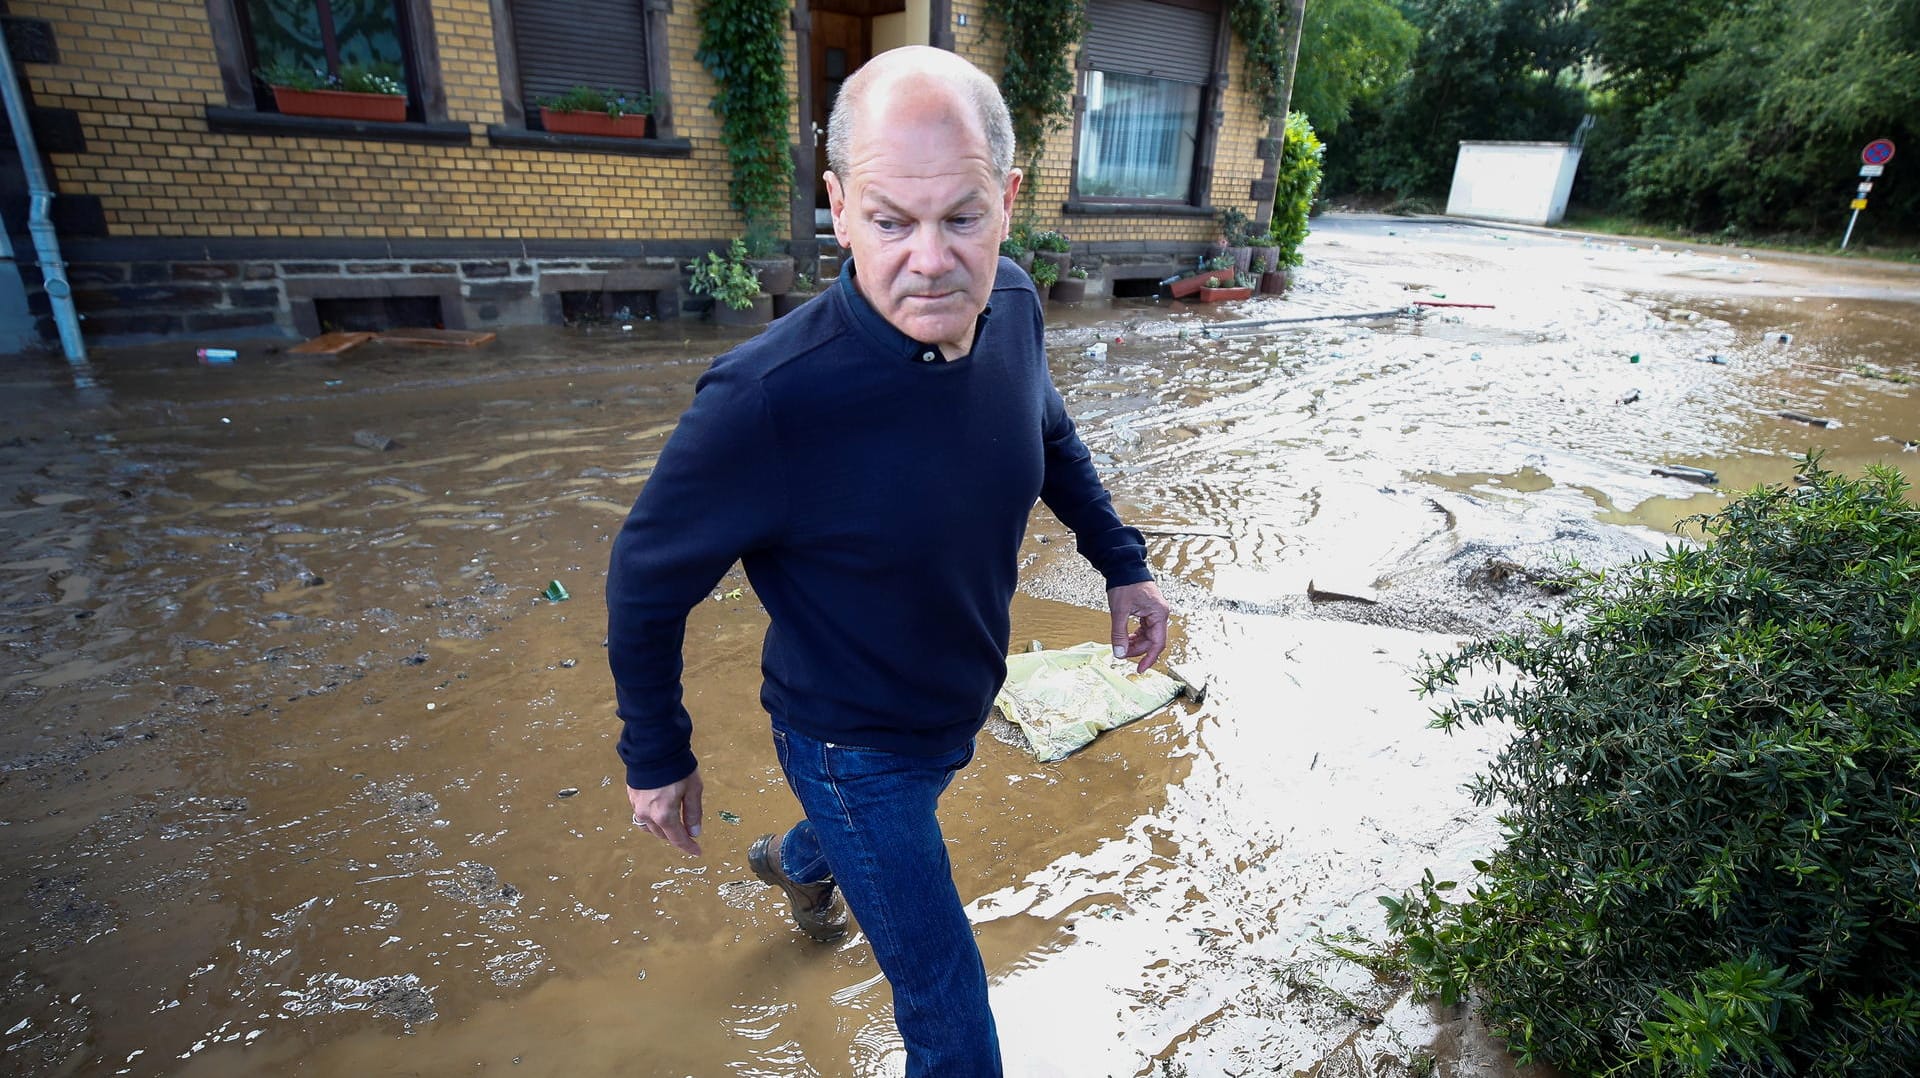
top-left (313, 295), bottom-right (445, 333)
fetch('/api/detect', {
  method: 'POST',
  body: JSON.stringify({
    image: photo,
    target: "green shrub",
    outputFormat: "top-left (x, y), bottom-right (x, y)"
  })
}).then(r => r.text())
top-left (687, 239), bottom-right (762, 310)
top-left (1029, 229), bottom-right (1072, 253)
top-left (1271, 112), bottom-right (1323, 268)
top-left (1029, 258), bottom-right (1059, 288)
top-left (1387, 458), bottom-right (1920, 1075)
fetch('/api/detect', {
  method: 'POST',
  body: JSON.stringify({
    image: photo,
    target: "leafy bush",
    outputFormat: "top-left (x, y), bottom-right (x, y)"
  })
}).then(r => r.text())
top-left (1029, 229), bottom-right (1072, 253)
top-left (687, 239), bottom-right (762, 310)
top-left (1271, 112), bottom-right (1323, 268)
top-left (1029, 258), bottom-right (1059, 288)
top-left (538, 85), bottom-right (652, 118)
top-left (1217, 206), bottom-right (1254, 246)
top-left (1387, 459), bottom-right (1920, 1075)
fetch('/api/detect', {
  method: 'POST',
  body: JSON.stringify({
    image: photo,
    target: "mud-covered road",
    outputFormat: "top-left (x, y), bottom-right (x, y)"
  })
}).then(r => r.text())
top-left (3, 215), bottom-right (1917, 1077)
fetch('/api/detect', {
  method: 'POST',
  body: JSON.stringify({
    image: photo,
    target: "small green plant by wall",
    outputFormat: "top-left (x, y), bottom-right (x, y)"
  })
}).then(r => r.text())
top-left (696, 0), bottom-right (794, 242)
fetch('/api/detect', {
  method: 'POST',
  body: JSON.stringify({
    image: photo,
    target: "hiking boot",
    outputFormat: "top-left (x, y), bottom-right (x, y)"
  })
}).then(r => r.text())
top-left (748, 833), bottom-right (847, 942)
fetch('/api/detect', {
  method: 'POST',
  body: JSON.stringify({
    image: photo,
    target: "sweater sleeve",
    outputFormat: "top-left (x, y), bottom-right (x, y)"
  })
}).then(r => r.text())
top-left (1032, 307), bottom-right (1152, 589)
top-left (606, 362), bottom-right (785, 789)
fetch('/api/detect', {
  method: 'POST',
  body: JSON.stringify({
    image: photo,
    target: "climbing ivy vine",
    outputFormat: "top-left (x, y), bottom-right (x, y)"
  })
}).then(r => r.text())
top-left (696, 0), bottom-right (793, 244)
top-left (1229, 0), bottom-right (1291, 120)
top-left (983, 0), bottom-right (1086, 191)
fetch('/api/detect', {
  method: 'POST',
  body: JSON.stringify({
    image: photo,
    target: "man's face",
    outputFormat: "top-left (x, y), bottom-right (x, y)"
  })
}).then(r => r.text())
top-left (825, 92), bottom-right (1021, 359)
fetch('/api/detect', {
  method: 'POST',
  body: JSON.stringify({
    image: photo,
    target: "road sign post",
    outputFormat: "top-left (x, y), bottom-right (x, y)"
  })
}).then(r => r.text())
top-left (1844, 140), bottom-right (1896, 250)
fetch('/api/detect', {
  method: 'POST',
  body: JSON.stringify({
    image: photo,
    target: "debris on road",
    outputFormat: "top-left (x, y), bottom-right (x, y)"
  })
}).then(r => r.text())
top-left (376, 327), bottom-right (498, 348)
top-left (197, 348), bottom-right (237, 364)
top-left (991, 642), bottom-right (1187, 762)
top-left (542, 580), bottom-right (570, 602)
top-left (1651, 464), bottom-right (1719, 485)
top-left (353, 430), bottom-right (401, 451)
top-left (1616, 389), bottom-right (1642, 405)
top-left (291, 331), bottom-right (375, 355)
top-left (1307, 578), bottom-right (1380, 604)
top-left (1775, 410), bottom-right (1839, 428)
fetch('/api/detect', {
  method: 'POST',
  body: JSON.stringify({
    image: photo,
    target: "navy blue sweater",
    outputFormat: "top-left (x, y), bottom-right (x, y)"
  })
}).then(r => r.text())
top-left (606, 258), bottom-right (1151, 789)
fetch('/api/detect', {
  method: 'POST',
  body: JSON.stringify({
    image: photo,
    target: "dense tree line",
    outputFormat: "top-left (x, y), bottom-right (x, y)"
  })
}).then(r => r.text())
top-left (1296, 0), bottom-right (1920, 240)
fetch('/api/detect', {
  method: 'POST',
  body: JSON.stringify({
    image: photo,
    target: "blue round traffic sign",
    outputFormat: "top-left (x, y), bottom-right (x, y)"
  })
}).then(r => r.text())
top-left (1862, 139), bottom-right (1895, 166)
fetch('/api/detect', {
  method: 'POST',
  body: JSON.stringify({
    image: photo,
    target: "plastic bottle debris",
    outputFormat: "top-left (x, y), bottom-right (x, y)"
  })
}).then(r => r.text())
top-left (1629, 353), bottom-right (1641, 364)
top-left (1774, 333), bottom-right (1793, 345)
top-left (557, 788), bottom-right (579, 798)
top-left (1085, 342), bottom-right (1107, 359)
top-left (542, 579), bottom-right (571, 602)
top-left (1617, 389), bottom-right (1642, 405)
top-left (197, 348), bottom-right (237, 364)
top-left (353, 430), bottom-right (399, 451)
top-left (718, 811), bottom-right (742, 825)
top-left (1652, 464), bottom-right (1718, 485)
top-left (1776, 410), bottom-right (1838, 428)
top-left (1693, 354), bottom-right (1728, 365)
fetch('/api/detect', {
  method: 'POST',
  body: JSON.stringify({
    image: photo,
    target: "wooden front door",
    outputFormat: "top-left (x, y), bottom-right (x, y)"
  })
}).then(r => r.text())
top-left (810, 11), bottom-right (869, 206)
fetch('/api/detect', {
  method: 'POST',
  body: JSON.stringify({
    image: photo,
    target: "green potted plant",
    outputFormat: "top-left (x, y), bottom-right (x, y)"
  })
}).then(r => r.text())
top-left (258, 61), bottom-right (406, 122)
top-left (1030, 229), bottom-right (1072, 279)
top-left (1218, 206), bottom-right (1255, 275)
top-left (1248, 231), bottom-right (1280, 277)
top-left (741, 218), bottom-right (795, 295)
top-left (1050, 265), bottom-right (1089, 303)
top-left (1029, 256), bottom-right (1060, 292)
top-left (773, 271), bottom-right (819, 318)
top-left (1199, 270), bottom-right (1253, 303)
top-left (688, 239), bottom-right (770, 326)
top-left (537, 85), bottom-right (655, 138)
top-left (1170, 253), bottom-right (1234, 299)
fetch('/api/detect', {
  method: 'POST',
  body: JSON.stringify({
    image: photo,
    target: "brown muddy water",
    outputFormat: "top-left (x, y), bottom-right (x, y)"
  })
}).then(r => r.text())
top-left (3, 215), bottom-right (1917, 1078)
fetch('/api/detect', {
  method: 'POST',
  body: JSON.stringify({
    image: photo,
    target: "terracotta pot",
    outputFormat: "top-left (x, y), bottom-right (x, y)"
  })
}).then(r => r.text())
top-left (1198, 285), bottom-right (1253, 303)
top-left (1167, 271), bottom-right (1214, 299)
top-left (1049, 278), bottom-right (1088, 303)
top-left (273, 86), bottom-right (406, 122)
top-left (1259, 270), bottom-right (1289, 294)
top-left (773, 291), bottom-right (817, 318)
top-left (1227, 246), bottom-right (1252, 275)
top-left (745, 256), bottom-right (795, 295)
top-left (539, 107), bottom-right (654, 138)
top-left (1034, 251), bottom-right (1071, 278)
top-left (712, 294), bottom-right (772, 326)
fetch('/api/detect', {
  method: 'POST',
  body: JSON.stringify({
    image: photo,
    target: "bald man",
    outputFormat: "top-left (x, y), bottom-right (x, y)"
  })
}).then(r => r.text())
top-left (607, 46), bottom-right (1168, 1074)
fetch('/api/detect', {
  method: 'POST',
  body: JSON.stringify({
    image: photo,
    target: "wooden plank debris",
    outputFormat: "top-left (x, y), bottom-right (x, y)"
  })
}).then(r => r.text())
top-left (289, 331), bottom-right (375, 355)
top-left (373, 327), bottom-right (497, 347)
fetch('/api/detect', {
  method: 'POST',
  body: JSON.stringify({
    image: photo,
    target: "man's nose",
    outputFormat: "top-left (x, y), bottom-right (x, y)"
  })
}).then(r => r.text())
top-left (903, 221), bottom-right (953, 278)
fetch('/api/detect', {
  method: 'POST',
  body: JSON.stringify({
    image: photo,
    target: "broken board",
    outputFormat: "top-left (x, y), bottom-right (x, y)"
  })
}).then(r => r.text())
top-left (373, 327), bottom-right (497, 347)
top-left (289, 331), bottom-right (376, 355)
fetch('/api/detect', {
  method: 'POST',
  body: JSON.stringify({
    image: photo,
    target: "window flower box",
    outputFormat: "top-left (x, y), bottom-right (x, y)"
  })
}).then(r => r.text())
top-left (1198, 284), bottom-right (1252, 302)
top-left (539, 107), bottom-right (655, 139)
top-left (271, 86), bottom-right (406, 122)
top-left (1167, 270), bottom-right (1213, 299)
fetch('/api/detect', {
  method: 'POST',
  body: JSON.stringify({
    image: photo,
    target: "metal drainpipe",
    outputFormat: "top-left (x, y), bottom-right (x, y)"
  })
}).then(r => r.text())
top-left (0, 24), bottom-right (86, 363)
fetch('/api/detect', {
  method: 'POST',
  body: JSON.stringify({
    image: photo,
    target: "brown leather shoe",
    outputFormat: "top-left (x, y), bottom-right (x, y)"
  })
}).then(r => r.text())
top-left (748, 833), bottom-right (847, 942)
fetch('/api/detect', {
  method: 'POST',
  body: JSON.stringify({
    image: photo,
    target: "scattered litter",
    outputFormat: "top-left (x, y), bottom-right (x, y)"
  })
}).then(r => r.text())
top-left (1652, 464), bottom-right (1718, 485)
top-left (1412, 300), bottom-right (1495, 309)
top-left (1616, 389), bottom-right (1642, 405)
top-left (1693, 354), bottom-right (1728, 365)
top-left (718, 811), bottom-right (741, 825)
top-left (992, 642), bottom-right (1192, 762)
top-left (1773, 333), bottom-right (1793, 345)
top-left (374, 327), bottom-right (498, 348)
top-left (197, 348), bottom-right (237, 364)
top-left (557, 788), bottom-right (579, 799)
top-left (353, 430), bottom-right (400, 451)
top-left (324, 378), bottom-right (345, 386)
top-left (1629, 353), bottom-right (1641, 364)
top-left (1084, 342), bottom-right (1108, 359)
top-left (1307, 578), bottom-right (1379, 604)
top-left (291, 331), bottom-right (376, 355)
top-left (542, 580), bottom-right (571, 602)
top-left (1776, 410), bottom-right (1838, 429)
top-left (560, 658), bottom-right (577, 668)
top-left (221, 417), bottom-right (232, 425)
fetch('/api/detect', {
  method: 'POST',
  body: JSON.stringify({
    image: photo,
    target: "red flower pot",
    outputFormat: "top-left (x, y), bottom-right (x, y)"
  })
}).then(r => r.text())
top-left (540, 108), bottom-right (654, 138)
top-left (1168, 271), bottom-right (1215, 299)
top-left (273, 87), bottom-right (406, 122)
top-left (1198, 285), bottom-right (1253, 303)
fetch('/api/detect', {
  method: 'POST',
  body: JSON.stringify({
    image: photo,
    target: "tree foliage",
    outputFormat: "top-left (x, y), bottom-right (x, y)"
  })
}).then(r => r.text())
top-left (1386, 459), bottom-right (1920, 1075)
top-left (1290, 0), bottom-right (1418, 137)
top-left (1271, 111), bottom-right (1323, 266)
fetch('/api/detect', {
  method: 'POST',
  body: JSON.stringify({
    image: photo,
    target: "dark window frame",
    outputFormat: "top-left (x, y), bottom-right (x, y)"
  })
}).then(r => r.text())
top-left (206, 0), bottom-right (449, 122)
top-left (485, 0), bottom-right (679, 141)
top-left (1064, 0), bottom-right (1228, 215)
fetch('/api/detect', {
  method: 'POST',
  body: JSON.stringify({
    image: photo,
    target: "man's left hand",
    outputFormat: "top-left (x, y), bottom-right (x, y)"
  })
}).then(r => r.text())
top-left (1107, 580), bottom-right (1170, 673)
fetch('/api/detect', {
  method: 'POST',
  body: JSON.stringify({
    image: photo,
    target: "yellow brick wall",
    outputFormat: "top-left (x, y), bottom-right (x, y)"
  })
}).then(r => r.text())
top-left (950, 0), bottom-right (1265, 249)
top-left (15, 0), bottom-right (798, 241)
top-left (20, 0), bottom-right (1260, 247)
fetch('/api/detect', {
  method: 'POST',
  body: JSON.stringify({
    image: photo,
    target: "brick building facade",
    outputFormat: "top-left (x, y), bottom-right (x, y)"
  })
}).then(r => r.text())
top-left (0, 0), bottom-right (1278, 348)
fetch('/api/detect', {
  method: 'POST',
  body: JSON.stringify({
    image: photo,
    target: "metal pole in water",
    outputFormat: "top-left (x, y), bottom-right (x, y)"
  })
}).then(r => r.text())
top-left (0, 22), bottom-right (86, 365)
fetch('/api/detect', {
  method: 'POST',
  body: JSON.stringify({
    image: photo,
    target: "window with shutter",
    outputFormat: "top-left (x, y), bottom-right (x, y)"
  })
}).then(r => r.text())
top-left (1075, 0), bottom-right (1221, 204)
top-left (508, 0), bottom-right (651, 129)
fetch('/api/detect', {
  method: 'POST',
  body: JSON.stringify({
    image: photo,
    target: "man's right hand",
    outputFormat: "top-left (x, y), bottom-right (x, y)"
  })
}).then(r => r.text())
top-left (627, 770), bottom-right (705, 856)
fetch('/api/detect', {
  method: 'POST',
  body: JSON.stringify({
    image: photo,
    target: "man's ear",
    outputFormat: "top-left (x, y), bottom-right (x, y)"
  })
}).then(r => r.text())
top-left (1000, 168), bottom-right (1023, 236)
top-left (825, 171), bottom-right (852, 249)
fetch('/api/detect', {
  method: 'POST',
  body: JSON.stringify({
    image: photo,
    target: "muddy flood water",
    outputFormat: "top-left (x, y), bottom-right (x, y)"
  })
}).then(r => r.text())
top-left (4, 215), bottom-right (1918, 1078)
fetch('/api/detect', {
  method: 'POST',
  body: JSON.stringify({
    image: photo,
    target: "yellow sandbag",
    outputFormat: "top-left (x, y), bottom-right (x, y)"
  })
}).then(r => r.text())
top-left (992, 642), bottom-right (1184, 762)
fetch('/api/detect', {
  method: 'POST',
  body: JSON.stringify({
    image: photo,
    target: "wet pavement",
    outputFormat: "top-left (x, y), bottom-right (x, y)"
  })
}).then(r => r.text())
top-left (2, 214), bottom-right (1916, 1077)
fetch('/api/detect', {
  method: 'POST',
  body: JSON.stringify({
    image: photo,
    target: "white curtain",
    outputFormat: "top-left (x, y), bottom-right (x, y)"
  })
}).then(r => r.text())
top-left (1076, 71), bottom-right (1201, 201)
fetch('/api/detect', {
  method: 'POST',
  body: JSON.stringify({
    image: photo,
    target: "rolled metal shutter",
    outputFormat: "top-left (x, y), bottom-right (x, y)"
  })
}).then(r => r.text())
top-left (509, 0), bottom-right (652, 124)
top-left (1080, 0), bottom-right (1218, 85)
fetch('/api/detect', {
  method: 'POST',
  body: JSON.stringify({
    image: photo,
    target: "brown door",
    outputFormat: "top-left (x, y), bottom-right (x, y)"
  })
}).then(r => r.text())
top-left (811, 11), bottom-right (869, 206)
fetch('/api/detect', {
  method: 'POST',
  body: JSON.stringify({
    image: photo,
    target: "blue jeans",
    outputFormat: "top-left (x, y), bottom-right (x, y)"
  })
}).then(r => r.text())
top-left (771, 723), bottom-right (1002, 1077)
